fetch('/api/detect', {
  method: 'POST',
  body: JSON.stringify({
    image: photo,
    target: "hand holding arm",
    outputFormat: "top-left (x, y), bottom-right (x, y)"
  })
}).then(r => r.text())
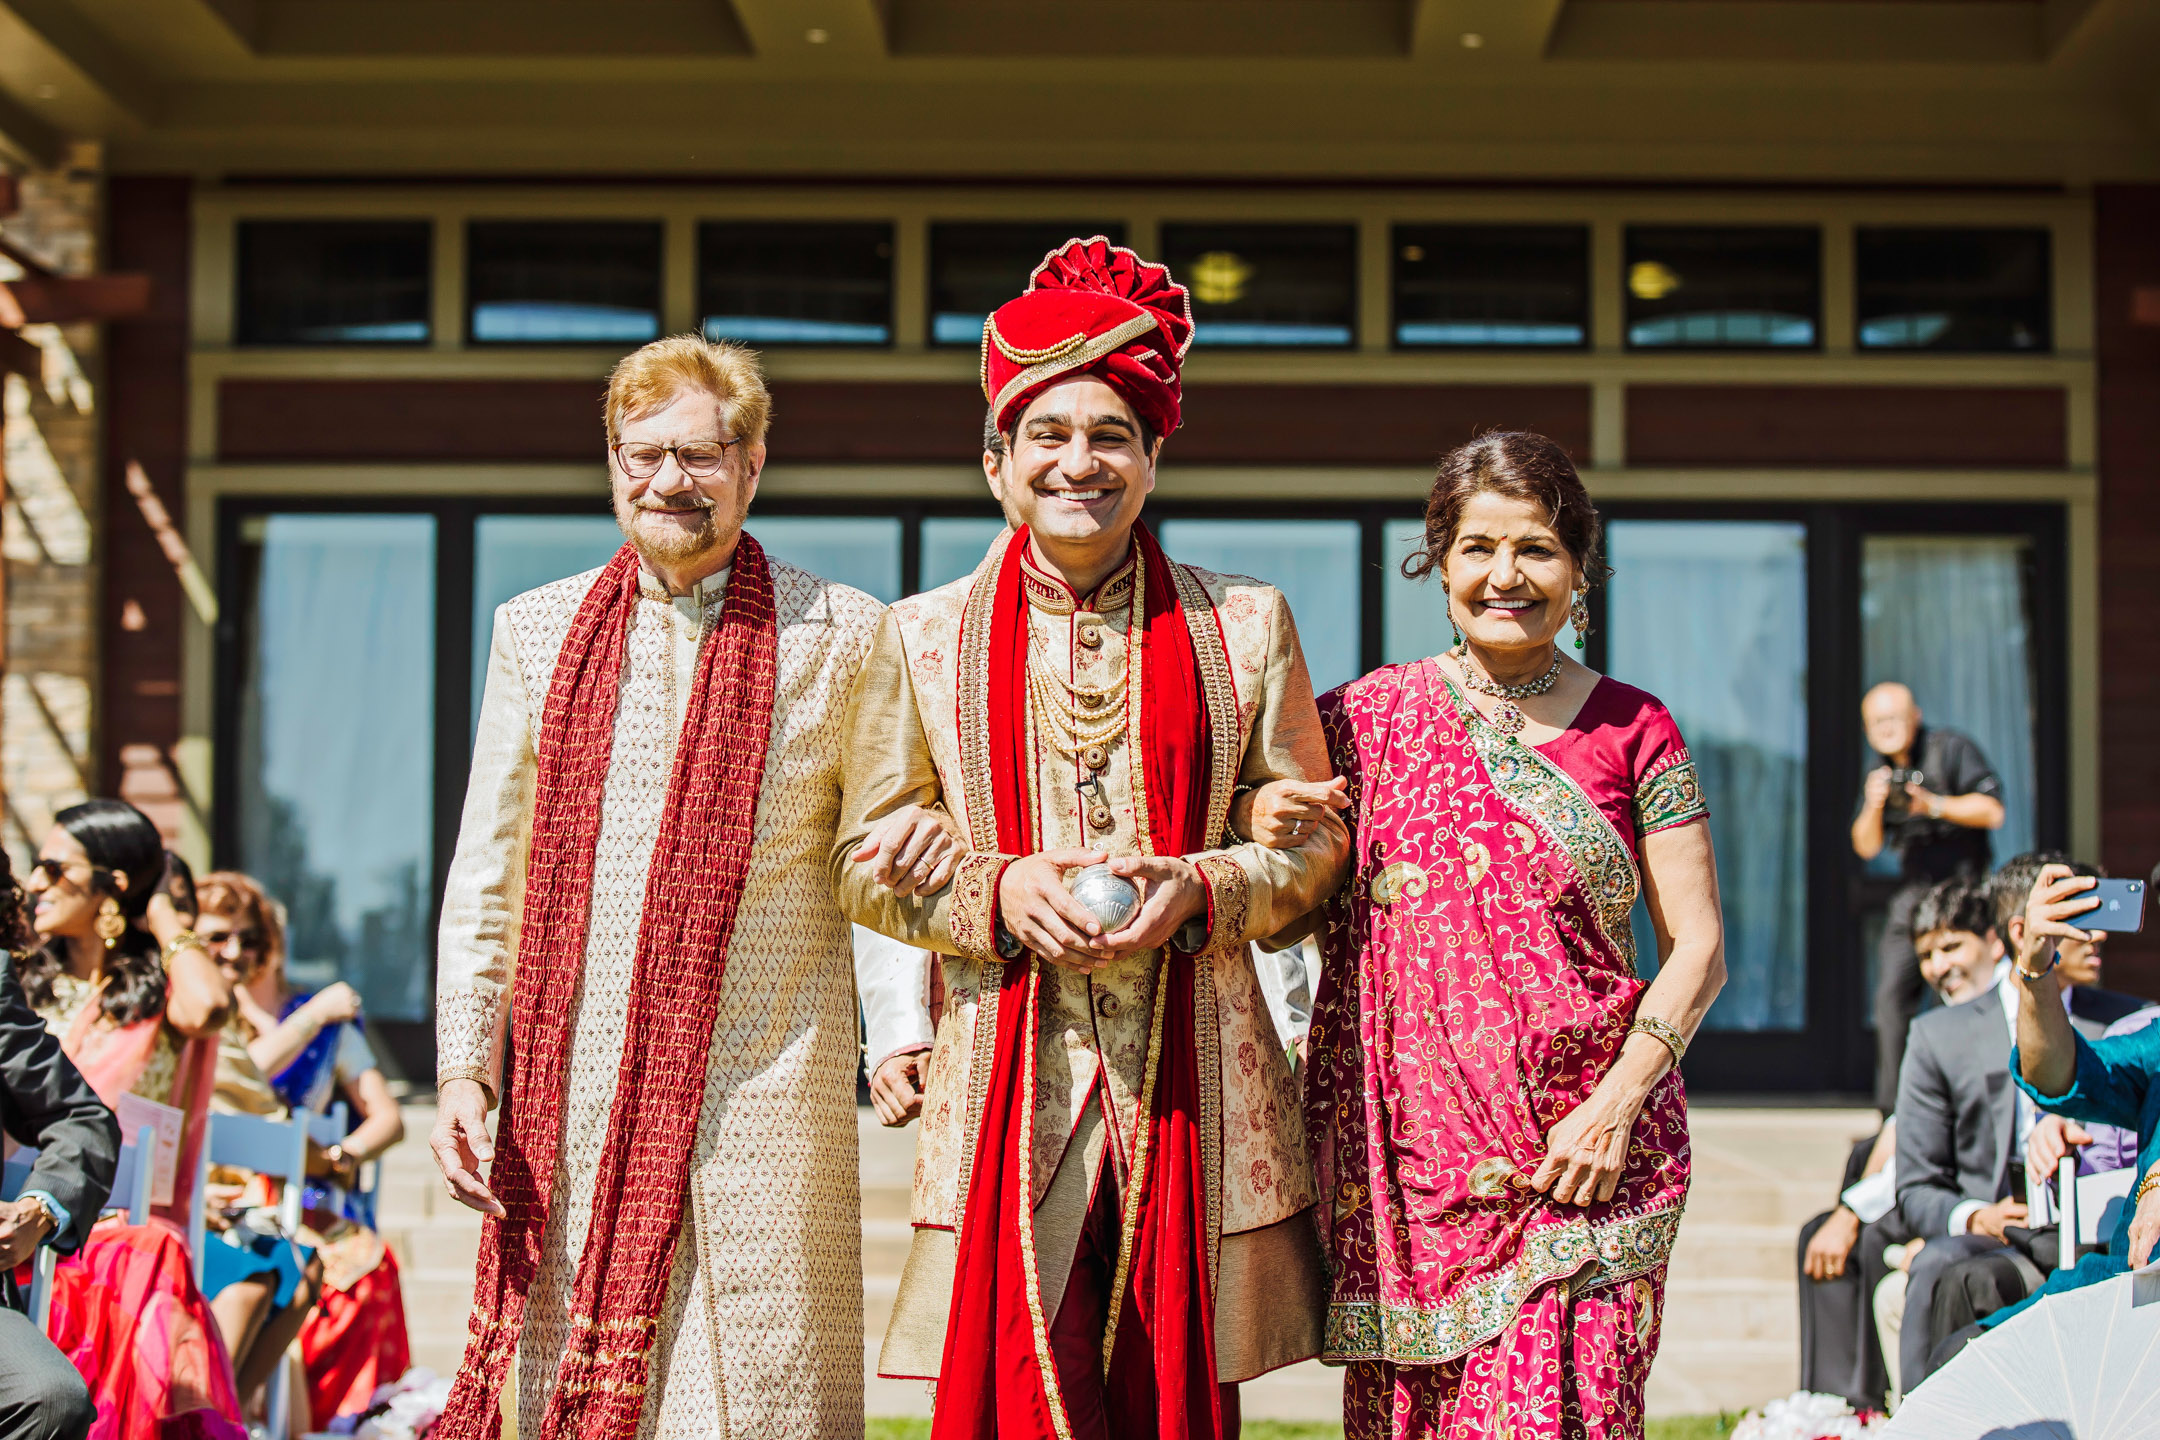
top-left (1231, 777), bottom-right (1350, 849)
top-left (852, 804), bottom-right (963, 899)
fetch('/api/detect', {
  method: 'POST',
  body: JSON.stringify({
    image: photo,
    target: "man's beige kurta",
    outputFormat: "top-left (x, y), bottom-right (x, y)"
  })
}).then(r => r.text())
top-left (436, 558), bottom-right (882, 1440)
top-left (833, 539), bottom-right (1347, 1384)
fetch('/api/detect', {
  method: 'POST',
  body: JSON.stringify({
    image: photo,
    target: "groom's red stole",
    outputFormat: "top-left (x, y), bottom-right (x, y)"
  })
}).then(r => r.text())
top-left (436, 539), bottom-right (779, 1440)
top-left (932, 524), bottom-right (1226, 1440)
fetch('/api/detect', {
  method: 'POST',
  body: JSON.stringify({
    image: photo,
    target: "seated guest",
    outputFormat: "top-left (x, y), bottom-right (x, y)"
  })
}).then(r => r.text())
top-left (19, 802), bottom-right (242, 1436)
top-left (1922, 862), bottom-right (2160, 1373)
top-left (1891, 876), bottom-right (2030, 1396)
top-left (1797, 1119), bottom-right (1905, 1410)
top-left (1, 850), bottom-right (118, 1440)
top-left (200, 872), bottom-right (409, 1426)
top-left (1908, 854), bottom-right (2149, 1366)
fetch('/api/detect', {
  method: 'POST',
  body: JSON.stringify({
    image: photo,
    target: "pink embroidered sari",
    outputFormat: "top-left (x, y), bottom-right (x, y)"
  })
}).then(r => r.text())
top-left (37, 984), bottom-right (241, 1440)
top-left (1307, 660), bottom-right (1708, 1440)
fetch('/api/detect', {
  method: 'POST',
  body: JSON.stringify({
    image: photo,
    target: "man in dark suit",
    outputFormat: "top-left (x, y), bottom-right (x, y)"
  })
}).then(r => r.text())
top-left (1892, 863), bottom-right (2145, 1395)
top-left (1, 961), bottom-right (118, 1440)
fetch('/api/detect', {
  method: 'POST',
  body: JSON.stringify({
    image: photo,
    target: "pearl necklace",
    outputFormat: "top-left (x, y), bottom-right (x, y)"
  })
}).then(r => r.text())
top-left (1453, 644), bottom-right (1563, 736)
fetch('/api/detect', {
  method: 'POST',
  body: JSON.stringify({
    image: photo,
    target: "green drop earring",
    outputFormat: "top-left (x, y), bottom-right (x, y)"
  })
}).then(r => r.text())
top-left (1569, 587), bottom-right (1591, 649)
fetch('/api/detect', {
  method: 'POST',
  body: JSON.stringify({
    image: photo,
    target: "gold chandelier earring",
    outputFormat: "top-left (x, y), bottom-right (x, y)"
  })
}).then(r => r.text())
top-left (1569, 585), bottom-right (1591, 650)
top-left (94, 896), bottom-right (127, 950)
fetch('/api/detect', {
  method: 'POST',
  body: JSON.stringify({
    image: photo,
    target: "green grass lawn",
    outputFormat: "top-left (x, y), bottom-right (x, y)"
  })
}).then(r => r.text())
top-left (868, 1418), bottom-right (1741, 1439)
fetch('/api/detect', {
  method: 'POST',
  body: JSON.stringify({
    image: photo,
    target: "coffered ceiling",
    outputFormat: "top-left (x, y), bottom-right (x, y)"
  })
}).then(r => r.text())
top-left (1, 0), bottom-right (2155, 180)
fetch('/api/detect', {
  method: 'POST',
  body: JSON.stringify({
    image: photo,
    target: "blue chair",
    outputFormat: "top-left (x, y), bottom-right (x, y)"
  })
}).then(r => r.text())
top-left (0, 1122), bottom-right (155, 1333)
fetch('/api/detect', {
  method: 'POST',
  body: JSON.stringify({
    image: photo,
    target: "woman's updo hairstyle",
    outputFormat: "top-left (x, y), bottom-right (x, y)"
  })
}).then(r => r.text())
top-left (1400, 431), bottom-right (1608, 588)
top-left (19, 798), bottom-right (172, 1025)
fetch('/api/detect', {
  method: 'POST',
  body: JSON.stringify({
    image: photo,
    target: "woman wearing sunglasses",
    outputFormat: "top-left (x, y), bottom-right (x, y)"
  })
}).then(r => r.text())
top-left (16, 798), bottom-right (242, 1439)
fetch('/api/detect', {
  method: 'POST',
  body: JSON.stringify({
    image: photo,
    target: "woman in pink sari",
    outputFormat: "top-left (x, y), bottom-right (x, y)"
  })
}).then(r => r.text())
top-left (1250, 433), bottom-right (1727, 1439)
top-left (19, 799), bottom-right (242, 1439)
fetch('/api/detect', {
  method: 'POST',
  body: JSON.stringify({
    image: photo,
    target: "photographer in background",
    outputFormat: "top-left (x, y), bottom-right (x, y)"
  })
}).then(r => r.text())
top-left (1852, 681), bottom-right (2006, 1114)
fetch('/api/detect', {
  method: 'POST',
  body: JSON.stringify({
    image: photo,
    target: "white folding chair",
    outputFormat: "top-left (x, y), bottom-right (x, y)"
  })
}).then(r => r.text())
top-left (191, 1109), bottom-right (312, 1440)
top-left (2, 1123), bottom-right (155, 1334)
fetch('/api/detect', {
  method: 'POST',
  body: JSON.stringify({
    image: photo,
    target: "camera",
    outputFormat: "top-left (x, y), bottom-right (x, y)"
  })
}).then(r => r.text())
top-left (1883, 766), bottom-right (1925, 819)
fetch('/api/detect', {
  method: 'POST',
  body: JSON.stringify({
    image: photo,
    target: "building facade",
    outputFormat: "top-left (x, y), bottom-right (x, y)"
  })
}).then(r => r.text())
top-left (2, 0), bottom-right (2157, 1092)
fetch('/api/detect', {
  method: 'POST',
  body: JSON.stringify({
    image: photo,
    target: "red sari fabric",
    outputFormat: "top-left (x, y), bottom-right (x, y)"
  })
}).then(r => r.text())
top-left (931, 524), bottom-right (1225, 1440)
top-left (1307, 660), bottom-right (1701, 1440)
top-left (436, 539), bottom-right (780, 1440)
top-left (299, 1243), bottom-right (412, 1420)
top-left (43, 1218), bottom-right (242, 1440)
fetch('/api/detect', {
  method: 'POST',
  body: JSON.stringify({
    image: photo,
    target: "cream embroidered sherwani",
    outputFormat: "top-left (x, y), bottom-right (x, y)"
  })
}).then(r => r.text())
top-left (436, 558), bottom-right (883, 1440)
top-left (833, 540), bottom-right (1348, 1383)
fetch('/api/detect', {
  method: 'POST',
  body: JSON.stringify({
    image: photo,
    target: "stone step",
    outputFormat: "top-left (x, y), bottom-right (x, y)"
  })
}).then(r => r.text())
top-left (1668, 1222), bottom-right (1799, 1284)
top-left (1656, 1275), bottom-right (1797, 1346)
top-left (1648, 1340), bottom-right (1800, 1416)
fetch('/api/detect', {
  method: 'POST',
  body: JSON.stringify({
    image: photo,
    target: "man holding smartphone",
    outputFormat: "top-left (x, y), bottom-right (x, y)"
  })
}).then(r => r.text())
top-left (1851, 681), bottom-right (2007, 1114)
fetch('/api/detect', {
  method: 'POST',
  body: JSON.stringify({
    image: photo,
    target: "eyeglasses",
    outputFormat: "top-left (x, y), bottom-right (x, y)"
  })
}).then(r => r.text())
top-left (611, 439), bottom-right (741, 480)
top-left (203, 929), bottom-right (266, 955)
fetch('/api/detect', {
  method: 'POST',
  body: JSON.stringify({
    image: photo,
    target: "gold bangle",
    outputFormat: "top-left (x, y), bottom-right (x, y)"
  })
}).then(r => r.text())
top-left (1629, 1014), bottom-right (1689, 1067)
top-left (2137, 1169), bottom-right (2160, 1205)
top-left (159, 929), bottom-right (207, 968)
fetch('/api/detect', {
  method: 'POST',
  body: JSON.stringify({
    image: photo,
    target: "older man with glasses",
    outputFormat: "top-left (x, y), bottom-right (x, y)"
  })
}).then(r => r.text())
top-left (428, 334), bottom-right (953, 1440)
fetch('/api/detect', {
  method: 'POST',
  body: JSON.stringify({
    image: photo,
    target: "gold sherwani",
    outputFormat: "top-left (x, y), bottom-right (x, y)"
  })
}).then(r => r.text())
top-left (436, 559), bottom-right (881, 1440)
top-left (834, 537), bottom-right (1348, 1383)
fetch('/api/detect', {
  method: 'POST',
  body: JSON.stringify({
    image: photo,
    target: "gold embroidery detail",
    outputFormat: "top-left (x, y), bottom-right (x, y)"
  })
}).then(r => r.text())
top-left (1101, 949), bottom-right (1171, 1374)
top-left (987, 312), bottom-right (1159, 420)
top-left (948, 852), bottom-right (1010, 964)
top-left (956, 529), bottom-right (1016, 852)
top-left (1463, 841), bottom-right (1491, 889)
top-left (1193, 852), bottom-right (1251, 953)
top-left (1170, 560), bottom-right (1244, 849)
top-left (1012, 960), bottom-right (1077, 1440)
top-left (987, 317), bottom-right (1093, 366)
top-left (1371, 861), bottom-right (1428, 908)
top-left (1467, 1155), bottom-right (1525, 1199)
top-left (1632, 1276), bottom-right (1656, 1345)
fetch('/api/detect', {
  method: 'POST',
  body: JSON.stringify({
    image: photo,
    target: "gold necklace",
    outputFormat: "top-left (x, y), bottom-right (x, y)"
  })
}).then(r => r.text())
top-left (1453, 644), bottom-right (1562, 736)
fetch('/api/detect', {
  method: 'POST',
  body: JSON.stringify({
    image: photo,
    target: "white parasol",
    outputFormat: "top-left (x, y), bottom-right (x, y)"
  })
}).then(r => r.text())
top-left (1881, 1269), bottom-right (2160, 1439)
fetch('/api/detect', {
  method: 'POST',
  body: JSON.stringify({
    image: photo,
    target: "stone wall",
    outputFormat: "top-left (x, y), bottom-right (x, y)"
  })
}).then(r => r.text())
top-left (0, 143), bottom-right (102, 866)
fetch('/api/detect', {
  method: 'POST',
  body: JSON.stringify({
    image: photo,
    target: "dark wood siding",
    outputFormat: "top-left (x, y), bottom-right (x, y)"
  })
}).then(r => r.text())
top-left (1627, 384), bottom-right (2067, 468)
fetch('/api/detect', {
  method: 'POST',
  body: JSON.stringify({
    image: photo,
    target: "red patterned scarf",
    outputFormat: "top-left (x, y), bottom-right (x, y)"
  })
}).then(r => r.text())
top-left (933, 523), bottom-right (1226, 1440)
top-left (436, 537), bottom-right (779, 1440)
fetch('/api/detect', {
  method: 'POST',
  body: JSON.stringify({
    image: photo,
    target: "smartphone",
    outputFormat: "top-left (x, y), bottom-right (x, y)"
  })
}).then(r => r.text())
top-left (2084, 878), bottom-right (2147, 933)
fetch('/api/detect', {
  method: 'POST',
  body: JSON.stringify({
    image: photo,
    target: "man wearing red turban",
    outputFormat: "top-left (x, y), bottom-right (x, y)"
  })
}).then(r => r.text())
top-left (835, 237), bottom-right (1348, 1439)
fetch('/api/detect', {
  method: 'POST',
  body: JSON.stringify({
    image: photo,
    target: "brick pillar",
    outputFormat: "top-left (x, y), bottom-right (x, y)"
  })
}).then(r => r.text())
top-left (0, 143), bottom-right (102, 865)
top-left (2095, 184), bottom-right (2160, 995)
top-left (102, 177), bottom-right (192, 851)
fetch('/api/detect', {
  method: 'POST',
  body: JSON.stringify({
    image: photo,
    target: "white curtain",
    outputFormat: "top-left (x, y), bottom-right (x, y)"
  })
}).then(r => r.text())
top-left (1607, 521), bottom-right (1810, 1032)
top-left (1860, 535), bottom-right (2036, 864)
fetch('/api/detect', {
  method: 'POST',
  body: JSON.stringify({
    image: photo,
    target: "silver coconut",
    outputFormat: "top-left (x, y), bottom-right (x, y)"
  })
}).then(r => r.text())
top-left (1068, 863), bottom-right (1140, 932)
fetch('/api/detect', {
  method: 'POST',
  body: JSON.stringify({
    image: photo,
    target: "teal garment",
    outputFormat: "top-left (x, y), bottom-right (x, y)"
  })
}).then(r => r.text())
top-left (1983, 1028), bottom-right (2160, 1329)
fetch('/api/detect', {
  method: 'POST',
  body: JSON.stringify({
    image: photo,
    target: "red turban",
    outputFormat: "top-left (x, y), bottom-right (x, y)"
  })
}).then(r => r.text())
top-left (980, 235), bottom-right (1195, 440)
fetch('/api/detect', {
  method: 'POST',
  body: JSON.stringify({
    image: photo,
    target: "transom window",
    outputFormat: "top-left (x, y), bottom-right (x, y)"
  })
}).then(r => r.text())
top-left (1625, 225), bottom-right (1821, 349)
top-left (466, 220), bottom-right (662, 345)
top-left (1392, 224), bottom-right (1590, 348)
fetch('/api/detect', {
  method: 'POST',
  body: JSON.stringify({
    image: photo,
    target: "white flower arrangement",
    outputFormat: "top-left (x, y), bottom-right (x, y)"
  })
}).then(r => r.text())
top-left (1731, 1391), bottom-right (1889, 1440)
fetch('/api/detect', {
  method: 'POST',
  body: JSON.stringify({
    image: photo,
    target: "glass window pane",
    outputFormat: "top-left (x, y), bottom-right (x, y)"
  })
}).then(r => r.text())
top-left (1159, 223), bottom-right (1356, 348)
top-left (1607, 520), bottom-right (1808, 1033)
top-left (467, 221), bottom-right (661, 345)
top-left (750, 516), bottom-right (903, 602)
top-left (472, 515), bottom-right (624, 733)
top-left (237, 515), bottom-right (436, 1020)
top-left (1856, 228), bottom-right (2051, 352)
top-left (1625, 226), bottom-right (1820, 350)
top-left (1382, 518), bottom-right (1584, 662)
top-left (1392, 224), bottom-right (1589, 348)
top-left (236, 221), bottom-right (431, 345)
top-left (921, 516), bottom-right (1009, 592)
top-left (1156, 519), bottom-right (1361, 697)
top-left (929, 222), bottom-right (1128, 347)
top-left (1860, 535), bottom-right (2035, 863)
top-left (700, 221), bottom-right (894, 346)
